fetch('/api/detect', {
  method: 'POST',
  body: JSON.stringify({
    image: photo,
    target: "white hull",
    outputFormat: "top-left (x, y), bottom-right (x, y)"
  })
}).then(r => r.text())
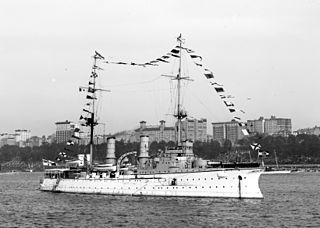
top-left (40, 168), bottom-right (263, 199)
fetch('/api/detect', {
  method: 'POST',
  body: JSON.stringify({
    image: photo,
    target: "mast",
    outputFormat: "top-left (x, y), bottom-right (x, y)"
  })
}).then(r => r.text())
top-left (89, 55), bottom-right (98, 166)
top-left (161, 34), bottom-right (191, 147)
top-left (176, 34), bottom-right (183, 146)
top-left (79, 51), bottom-right (108, 166)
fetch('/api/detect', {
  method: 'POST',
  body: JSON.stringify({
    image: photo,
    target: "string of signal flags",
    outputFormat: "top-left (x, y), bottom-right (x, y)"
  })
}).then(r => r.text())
top-left (98, 39), bottom-right (250, 136)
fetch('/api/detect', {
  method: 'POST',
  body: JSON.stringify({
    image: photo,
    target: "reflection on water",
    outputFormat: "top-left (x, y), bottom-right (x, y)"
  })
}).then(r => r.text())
top-left (0, 172), bottom-right (320, 227)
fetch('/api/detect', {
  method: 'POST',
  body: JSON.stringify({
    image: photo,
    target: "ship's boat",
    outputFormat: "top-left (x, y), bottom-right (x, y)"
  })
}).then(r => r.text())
top-left (40, 35), bottom-right (263, 199)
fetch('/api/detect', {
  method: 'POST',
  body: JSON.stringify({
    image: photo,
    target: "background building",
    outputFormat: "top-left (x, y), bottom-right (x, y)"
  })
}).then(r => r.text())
top-left (135, 120), bottom-right (176, 143)
top-left (294, 126), bottom-right (320, 136)
top-left (15, 129), bottom-right (31, 147)
top-left (114, 118), bottom-right (208, 143)
top-left (55, 120), bottom-right (77, 144)
top-left (212, 120), bottom-right (244, 145)
top-left (0, 133), bottom-right (16, 147)
top-left (28, 136), bottom-right (43, 147)
top-left (248, 116), bottom-right (292, 136)
top-left (0, 130), bottom-right (31, 148)
top-left (181, 118), bottom-right (207, 142)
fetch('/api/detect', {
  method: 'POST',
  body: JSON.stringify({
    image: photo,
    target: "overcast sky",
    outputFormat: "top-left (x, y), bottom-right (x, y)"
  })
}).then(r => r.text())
top-left (1, 0), bottom-right (319, 137)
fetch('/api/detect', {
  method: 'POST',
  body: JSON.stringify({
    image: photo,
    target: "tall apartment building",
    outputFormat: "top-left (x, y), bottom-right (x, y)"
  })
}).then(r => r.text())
top-left (212, 120), bottom-right (244, 145)
top-left (55, 120), bottom-right (77, 144)
top-left (248, 116), bottom-right (292, 136)
top-left (180, 118), bottom-right (207, 142)
top-left (247, 117), bottom-right (265, 134)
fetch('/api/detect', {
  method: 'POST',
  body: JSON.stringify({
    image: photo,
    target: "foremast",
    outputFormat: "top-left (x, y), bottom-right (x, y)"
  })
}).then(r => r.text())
top-left (80, 51), bottom-right (108, 167)
top-left (89, 55), bottom-right (98, 166)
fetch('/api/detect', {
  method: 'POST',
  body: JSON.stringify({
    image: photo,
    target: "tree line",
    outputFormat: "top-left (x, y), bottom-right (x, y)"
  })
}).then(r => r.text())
top-left (1, 134), bottom-right (320, 171)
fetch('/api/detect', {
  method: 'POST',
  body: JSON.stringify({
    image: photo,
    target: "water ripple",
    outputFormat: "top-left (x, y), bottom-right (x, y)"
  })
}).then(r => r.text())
top-left (1, 172), bottom-right (320, 227)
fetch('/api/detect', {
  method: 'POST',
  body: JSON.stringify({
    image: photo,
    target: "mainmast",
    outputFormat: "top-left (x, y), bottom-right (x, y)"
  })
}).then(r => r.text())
top-left (176, 34), bottom-right (183, 146)
top-left (174, 34), bottom-right (191, 147)
top-left (161, 34), bottom-right (191, 147)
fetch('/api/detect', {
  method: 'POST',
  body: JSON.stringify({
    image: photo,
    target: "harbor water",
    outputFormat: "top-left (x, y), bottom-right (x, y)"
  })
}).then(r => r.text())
top-left (0, 172), bottom-right (319, 227)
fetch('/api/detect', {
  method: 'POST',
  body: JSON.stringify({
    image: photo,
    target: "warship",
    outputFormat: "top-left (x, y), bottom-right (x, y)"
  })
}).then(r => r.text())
top-left (40, 35), bottom-right (263, 199)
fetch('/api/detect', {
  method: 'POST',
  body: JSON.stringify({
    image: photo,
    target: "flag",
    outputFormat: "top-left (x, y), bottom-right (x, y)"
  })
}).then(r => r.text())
top-left (251, 143), bottom-right (262, 151)
top-left (214, 87), bottom-right (224, 93)
top-left (59, 152), bottom-right (67, 157)
top-left (204, 72), bottom-right (214, 79)
top-left (190, 54), bottom-right (202, 61)
top-left (211, 82), bottom-right (223, 87)
top-left (185, 48), bottom-right (194, 53)
top-left (42, 159), bottom-right (56, 166)
top-left (224, 101), bottom-right (234, 107)
top-left (94, 51), bottom-right (105, 60)
top-left (91, 72), bottom-right (98, 78)
top-left (161, 55), bottom-right (170, 59)
top-left (72, 135), bottom-right (80, 140)
top-left (88, 87), bottom-right (95, 93)
top-left (83, 109), bottom-right (91, 113)
top-left (177, 33), bottom-right (182, 42)
top-left (170, 53), bottom-right (180, 58)
top-left (86, 95), bottom-right (96, 100)
top-left (67, 140), bottom-right (74, 145)
top-left (238, 122), bottom-right (247, 127)
top-left (170, 49), bottom-right (180, 54)
top-left (241, 129), bottom-right (250, 136)
top-left (93, 65), bottom-right (103, 70)
top-left (156, 58), bottom-right (169, 63)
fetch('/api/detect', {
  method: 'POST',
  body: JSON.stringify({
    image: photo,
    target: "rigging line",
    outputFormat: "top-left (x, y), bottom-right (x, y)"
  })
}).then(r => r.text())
top-left (108, 88), bottom-right (170, 93)
top-left (106, 75), bottom-right (162, 88)
top-left (188, 89), bottom-right (221, 121)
